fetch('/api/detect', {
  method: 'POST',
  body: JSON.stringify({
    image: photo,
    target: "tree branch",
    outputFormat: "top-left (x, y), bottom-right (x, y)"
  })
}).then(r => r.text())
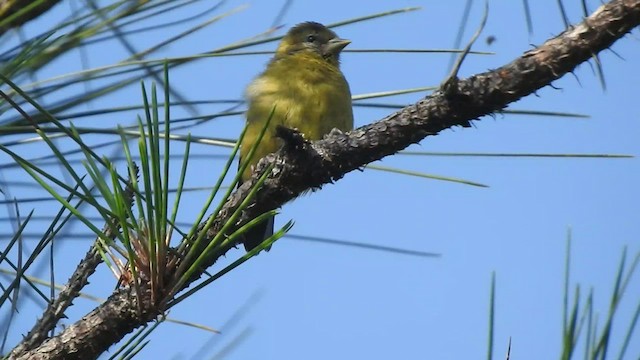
top-left (213, 0), bottom-right (640, 265)
top-left (10, 0), bottom-right (640, 358)
top-left (0, 0), bottom-right (62, 34)
top-left (9, 168), bottom-right (138, 359)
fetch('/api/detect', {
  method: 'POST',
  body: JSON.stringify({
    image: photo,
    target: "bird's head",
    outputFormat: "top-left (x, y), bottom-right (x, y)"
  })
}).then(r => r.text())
top-left (276, 22), bottom-right (350, 64)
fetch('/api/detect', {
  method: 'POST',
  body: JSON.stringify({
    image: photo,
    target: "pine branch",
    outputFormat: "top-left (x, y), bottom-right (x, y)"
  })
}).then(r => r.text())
top-left (0, 0), bottom-right (62, 34)
top-left (9, 0), bottom-right (640, 359)
top-left (8, 168), bottom-right (138, 358)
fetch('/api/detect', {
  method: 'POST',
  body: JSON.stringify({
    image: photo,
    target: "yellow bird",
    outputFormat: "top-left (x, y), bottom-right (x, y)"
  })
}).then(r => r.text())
top-left (239, 22), bottom-right (354, 251)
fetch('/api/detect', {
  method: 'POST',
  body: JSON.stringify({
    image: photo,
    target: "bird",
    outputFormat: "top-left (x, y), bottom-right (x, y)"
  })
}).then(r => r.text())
top-left (239, 22), bottom-right (354, 252)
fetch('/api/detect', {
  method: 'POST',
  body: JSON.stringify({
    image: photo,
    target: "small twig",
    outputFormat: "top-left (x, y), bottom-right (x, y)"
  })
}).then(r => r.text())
top-left (442, 1), bottom-right (489, 96)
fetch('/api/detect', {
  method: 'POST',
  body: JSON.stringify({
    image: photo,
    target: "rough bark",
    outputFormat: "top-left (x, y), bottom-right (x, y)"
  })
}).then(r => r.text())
top-left (10, 0), bottom-right (640, 359)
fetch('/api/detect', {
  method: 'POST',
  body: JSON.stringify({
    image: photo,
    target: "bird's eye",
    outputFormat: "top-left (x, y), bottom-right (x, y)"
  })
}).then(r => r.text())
top-left (306, 34), bottom-right (317, 43)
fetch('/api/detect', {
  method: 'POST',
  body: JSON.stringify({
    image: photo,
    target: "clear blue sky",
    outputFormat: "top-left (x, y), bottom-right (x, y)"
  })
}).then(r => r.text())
top-left (4, 1), bottom-right (640, 359)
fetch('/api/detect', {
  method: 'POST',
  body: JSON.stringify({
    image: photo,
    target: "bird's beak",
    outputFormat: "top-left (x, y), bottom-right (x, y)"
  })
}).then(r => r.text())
top-left (324, 38), bottom-right (351, 55)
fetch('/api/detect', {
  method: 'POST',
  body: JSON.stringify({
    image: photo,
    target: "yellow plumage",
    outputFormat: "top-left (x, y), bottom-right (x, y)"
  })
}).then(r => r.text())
top-left (239, 22), bottom-right (353, 251)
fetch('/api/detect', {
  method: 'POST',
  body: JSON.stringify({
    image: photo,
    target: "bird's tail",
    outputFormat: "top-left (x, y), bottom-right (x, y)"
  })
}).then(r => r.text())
top-left (242, 215), bottom-right (275, 252)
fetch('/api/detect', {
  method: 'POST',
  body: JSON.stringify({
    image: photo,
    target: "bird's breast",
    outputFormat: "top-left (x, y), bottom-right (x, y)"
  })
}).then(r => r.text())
top-left (247, 55), bottom-right (353, 137)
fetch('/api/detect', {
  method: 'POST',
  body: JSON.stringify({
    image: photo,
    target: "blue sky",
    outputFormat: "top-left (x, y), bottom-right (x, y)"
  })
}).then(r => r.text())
top-left (3, 1), bottom-right (639, 359)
